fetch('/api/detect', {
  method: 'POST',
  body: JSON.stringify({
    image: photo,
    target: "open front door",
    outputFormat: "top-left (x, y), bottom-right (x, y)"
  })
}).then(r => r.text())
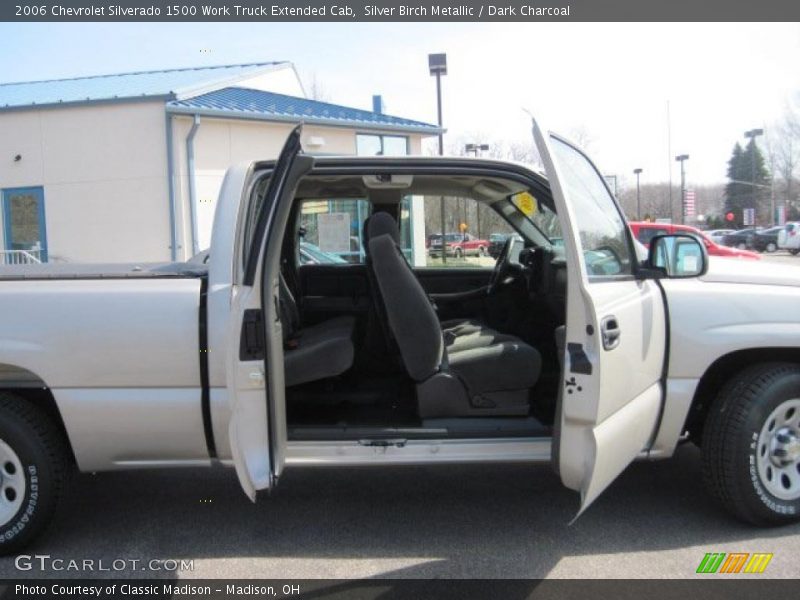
top-left (227, 125), bottom-right (311, 500)
top-left (532, 120), bottom-right (667, 515)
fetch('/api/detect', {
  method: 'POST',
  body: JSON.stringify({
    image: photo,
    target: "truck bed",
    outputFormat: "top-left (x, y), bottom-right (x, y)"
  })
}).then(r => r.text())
top-left (0, 261), bottom-right (207, 280)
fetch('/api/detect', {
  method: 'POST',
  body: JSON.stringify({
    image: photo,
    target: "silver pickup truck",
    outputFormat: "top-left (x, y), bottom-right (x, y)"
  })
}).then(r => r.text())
top-left (0, 124), bottom-right (798, 552)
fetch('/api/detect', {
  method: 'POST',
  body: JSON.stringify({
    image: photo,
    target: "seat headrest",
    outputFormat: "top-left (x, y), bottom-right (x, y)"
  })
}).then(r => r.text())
top-left (364, 212), bottom-right (400, 248)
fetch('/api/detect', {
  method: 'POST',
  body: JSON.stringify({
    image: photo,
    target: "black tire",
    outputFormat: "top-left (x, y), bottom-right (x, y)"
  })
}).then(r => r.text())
top-left (790, 249), bottom-right (799, 256)
top-left (454, 248), bottom-right (463, 259)
top-left (0, 393), bottom-right (68, 554)
top-left (702, 363), bottom-right (800, 525)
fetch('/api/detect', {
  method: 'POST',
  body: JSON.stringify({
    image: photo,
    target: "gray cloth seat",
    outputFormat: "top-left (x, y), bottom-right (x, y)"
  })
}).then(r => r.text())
top-left (283, 315), bottom-right (356, 387)
top-left (279, 273), bottom-right (355, 387)
top-left (441, 318), bottom-right (518, 352)
top-left (367, 213), bottom-right (542, 418)
top-left (361, 215), bottom-right (512, 354)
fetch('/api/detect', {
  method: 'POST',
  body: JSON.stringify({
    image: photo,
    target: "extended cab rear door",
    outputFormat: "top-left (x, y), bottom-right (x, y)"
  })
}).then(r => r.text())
top-left (532, 121), bottom-right (667, 514)
top-left (228, 125), bottom-right (312, 500)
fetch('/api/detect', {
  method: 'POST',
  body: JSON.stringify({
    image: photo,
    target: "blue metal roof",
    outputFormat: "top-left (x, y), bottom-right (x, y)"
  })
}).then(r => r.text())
top-left (0, 63), bottom-right (287, 110)
top-left (166, 87), bottom-right (440, 134)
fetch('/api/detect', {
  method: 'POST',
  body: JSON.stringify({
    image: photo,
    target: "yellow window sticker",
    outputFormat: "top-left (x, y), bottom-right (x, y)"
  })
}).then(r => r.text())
top-left (512, 192), bottom-right (538, 217)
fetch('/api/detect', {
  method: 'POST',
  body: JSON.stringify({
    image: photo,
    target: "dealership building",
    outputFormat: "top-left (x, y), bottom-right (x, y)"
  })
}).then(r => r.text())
top-left (0, 62), bottom-right (439, 264)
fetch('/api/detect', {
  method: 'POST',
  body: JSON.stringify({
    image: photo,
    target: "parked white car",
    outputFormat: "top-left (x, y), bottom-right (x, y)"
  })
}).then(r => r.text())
top-left (0, 124), bottom-right (799, 553)
top-left (777, 222), bottom-right (800, 255)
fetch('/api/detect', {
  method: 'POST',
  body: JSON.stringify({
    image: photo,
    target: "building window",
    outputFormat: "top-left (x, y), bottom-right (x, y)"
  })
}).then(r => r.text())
top-left (298, 199), bottom-right (371, 265)
top-left (356, 134), bottom-right (409, 157)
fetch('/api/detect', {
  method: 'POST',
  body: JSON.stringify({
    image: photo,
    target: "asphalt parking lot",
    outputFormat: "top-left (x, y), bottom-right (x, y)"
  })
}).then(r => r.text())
top-left (1, 444), bottom-right (798, 580)
top-left (758, 250), bottom-right (799, 264)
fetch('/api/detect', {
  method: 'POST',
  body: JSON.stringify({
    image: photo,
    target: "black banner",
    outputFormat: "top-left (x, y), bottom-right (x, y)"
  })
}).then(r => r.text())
top-left (3, 0), bottom-right (800, 22)
top-left (1, 579), bottom-right (799, 600)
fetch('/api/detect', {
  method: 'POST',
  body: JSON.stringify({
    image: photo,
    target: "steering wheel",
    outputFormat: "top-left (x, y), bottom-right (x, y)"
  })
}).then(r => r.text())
top-left (487, 237), bottom-right (515, 295)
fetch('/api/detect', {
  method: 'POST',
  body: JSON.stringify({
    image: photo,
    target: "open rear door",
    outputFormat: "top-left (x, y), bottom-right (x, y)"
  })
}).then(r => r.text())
top-left (532, 120), bottom-right (667, 515)
top-left (227, 125), bottom-right (311, 500)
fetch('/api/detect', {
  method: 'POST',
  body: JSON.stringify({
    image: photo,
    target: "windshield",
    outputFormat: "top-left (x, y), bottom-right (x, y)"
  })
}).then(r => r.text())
top-left (508, 191), bottom-right (563, 245)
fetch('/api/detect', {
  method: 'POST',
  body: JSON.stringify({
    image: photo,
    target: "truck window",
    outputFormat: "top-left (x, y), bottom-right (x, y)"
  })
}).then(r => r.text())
top-left (241, 175), bottom-right (272, 272)
top-left (398, 195), bottom-right (513, 269)
top-left (549, 137), bottom-right (633, 278)
top-left (297, 198), bottom-right (370, 265)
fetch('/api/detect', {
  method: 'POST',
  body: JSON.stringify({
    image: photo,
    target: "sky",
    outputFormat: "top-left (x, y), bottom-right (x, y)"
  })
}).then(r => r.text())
top-left (1, 22), bottom-right (798, 189)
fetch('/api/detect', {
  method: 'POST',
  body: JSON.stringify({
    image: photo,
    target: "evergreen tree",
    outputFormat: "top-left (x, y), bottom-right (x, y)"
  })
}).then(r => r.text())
top-left (724, 140), bottom-right (771, 227)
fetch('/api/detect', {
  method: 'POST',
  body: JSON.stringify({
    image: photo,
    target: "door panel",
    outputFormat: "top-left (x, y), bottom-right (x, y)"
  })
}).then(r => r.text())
top-left (532, 121), bottom-right (666, 514)
top-left (227, 125), bottom-right (311, 500)
top-left (414, 268), bottom-right (493, 323)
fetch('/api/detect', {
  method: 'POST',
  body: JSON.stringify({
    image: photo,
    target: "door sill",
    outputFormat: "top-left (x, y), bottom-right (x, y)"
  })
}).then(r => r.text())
top-left (284, 436), bottom-right (552, 466)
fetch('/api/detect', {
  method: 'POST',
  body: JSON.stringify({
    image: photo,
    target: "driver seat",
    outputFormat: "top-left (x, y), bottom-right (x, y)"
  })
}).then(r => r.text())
top-left (367, 214), bottom-right (542, 418)
top-left (362, 214), bottom-right (515, 353)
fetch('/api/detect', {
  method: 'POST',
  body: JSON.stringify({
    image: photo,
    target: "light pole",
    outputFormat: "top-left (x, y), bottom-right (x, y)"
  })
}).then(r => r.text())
top-left (465, 143), bottom-right (489, 237)
top-left (429, 53), bottom-right (447, 262)
top-left (744, 128), bottom-right (764, 227)
top-left (633, 168), bottom-right (643, 220)
top-left (675, 154), bottom-right (689, 225)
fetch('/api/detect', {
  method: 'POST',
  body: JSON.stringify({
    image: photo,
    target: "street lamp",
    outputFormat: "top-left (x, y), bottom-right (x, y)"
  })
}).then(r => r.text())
top-left (744, 128), bottom-right (764, 227)
top-left (465, 143), bottom-right (489, 156)
top-left (633, 168), bottom-right (643, 220)
top-left (465, 143), bottom-right (489, 237)
top-left (429, 53), bottom-right (447, 262)
top-left (675, 154), bottom-right (689, 225)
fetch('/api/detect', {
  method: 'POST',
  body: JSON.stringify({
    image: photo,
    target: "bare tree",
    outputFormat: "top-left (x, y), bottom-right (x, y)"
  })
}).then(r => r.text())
top-left (773, 102), bottom-right (800, 213)
top-left (569, 125), bottom-right (594, 153)
top-left (304, 72), bottom-right (329, 102)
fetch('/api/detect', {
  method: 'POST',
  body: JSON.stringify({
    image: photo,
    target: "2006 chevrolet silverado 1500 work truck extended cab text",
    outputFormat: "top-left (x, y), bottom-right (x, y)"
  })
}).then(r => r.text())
top-left (0, 124), bottom-right (799, 551)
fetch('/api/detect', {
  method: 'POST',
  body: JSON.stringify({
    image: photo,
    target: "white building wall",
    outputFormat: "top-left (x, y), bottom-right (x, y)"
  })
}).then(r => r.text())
top-left (1, 94), bottom-right (432, 264)
top-left (0, 101), bottom-right (172, 263)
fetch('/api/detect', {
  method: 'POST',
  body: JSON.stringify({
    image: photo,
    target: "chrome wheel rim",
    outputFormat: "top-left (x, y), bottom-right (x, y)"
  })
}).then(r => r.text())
top-left (756, 398), bottom-right (800, 501)
top-left (0, 439), bottom-right (25, 526)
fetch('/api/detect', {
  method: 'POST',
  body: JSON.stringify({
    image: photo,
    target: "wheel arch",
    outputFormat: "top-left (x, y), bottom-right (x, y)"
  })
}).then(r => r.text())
top-left (685, 348), bottom-right (800, 443)
top-left (0, 364), bottom-right (76, 465)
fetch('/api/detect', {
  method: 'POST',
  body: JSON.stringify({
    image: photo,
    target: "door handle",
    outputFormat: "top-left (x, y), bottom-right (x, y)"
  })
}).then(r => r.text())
top-left (600, 315), bottom-right (621, 351)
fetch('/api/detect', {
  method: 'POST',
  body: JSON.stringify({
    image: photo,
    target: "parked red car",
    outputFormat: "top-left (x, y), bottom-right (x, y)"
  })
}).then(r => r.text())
top-left (427, 232), bottom-right (490, 258)
top-left (629, 222), bottom-right (760, 260)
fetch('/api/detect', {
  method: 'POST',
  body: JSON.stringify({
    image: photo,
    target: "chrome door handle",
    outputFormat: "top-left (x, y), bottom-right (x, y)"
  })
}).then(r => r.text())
top-left (601, 315), bottom-right (621, 351)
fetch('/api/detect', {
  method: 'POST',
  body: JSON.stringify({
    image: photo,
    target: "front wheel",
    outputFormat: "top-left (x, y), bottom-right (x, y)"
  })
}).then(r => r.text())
top-left (737, 242), bottom-right (747, 250)
top-left (702, 363), bottom-right (800, 525)
top-left (766, 242), bottom-right (777, 253)
top-left (0, 394), bottom-right (68, 554)
top-left (454, 248), bottom-right (464, 259)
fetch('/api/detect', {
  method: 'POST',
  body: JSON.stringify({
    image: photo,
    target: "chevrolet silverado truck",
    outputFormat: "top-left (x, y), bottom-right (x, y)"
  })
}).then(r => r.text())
top-left (0, 124), bottom-right (799, 553)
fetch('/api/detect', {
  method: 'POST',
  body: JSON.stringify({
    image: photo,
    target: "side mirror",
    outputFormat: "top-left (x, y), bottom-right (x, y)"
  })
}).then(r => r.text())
top-left (647, 234), bottom-right (708, 278)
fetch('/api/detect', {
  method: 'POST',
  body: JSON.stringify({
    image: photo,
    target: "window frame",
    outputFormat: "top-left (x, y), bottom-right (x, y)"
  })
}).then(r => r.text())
top-left (356, 133), bottom-right (410, 157)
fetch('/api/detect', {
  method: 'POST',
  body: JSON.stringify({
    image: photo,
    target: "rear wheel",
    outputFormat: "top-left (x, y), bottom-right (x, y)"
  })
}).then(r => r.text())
top-left (790, 249), bottom-right (799, 256)
top-left (0, 393), bottom-right (67, 554)
top-left (454, 247), bottom-right (464, 259)
top-left (702, 363), bottom-right (800, 525)
top-left (477, 246), bottom-right (486, 257)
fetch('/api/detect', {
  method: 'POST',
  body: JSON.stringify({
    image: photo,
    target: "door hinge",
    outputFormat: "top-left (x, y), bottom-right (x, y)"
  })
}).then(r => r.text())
top-left (239, 309), bottom-right (265, 360)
